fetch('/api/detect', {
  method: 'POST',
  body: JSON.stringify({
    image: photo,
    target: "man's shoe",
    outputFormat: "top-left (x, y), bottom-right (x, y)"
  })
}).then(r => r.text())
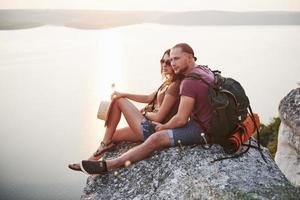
top-left (80, 160), bottom-right (108, 175)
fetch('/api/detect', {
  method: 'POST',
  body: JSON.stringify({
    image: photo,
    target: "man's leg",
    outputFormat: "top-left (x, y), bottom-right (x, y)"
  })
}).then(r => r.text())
top-left (106, 130), bottom-right (171, 171)
top-left (80, 120), bottom-right (207, 174)
top-left (106, 120), bottom-right (206, 170)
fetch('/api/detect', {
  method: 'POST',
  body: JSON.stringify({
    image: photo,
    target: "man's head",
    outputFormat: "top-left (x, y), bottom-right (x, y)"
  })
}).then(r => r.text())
top-left (170, 43), bottom-right (197, 75)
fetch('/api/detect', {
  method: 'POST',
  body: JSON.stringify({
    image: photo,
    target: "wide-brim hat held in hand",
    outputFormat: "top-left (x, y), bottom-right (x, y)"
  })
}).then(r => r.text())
top-left (97, 100), bottom-right (113, 126)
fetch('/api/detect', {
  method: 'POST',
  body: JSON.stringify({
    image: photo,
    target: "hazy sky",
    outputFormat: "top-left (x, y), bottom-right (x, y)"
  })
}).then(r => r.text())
top-left (1, 0), bottom-right (300, 11)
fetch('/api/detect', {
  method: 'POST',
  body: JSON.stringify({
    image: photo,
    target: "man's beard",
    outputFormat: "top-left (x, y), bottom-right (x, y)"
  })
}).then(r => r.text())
top-left (175, 65), bottom-right (189, 75)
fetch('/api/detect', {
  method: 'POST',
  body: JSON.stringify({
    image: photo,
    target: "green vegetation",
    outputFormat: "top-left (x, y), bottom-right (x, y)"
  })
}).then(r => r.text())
top-left (254, 117), bottom-right (281, 158)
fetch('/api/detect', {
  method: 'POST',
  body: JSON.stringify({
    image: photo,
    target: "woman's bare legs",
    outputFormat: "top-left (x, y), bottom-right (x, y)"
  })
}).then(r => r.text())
top-left (103, 98), bottom-right (144, 142)
top-left (88, 98), bottom-right (145, 160)
top-left (111, 127), bottom-right (142, 143)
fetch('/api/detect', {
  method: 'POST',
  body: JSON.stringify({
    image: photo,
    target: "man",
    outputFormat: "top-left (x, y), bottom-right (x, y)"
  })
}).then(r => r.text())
top-left (80, 43), bottom-right (214, 175)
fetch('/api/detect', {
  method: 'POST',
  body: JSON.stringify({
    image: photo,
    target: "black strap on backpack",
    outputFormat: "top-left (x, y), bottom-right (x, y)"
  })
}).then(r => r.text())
top-left (185, 67), bottom-right (267, 162)
top-left (245, 105), bottom-right (267, 162)
top-left (212, 106), bottom-right (267, 163)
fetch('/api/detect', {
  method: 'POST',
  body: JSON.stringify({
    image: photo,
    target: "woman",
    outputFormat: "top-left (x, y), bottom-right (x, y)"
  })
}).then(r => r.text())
top-left (69, 49), bottom-right (181, 171)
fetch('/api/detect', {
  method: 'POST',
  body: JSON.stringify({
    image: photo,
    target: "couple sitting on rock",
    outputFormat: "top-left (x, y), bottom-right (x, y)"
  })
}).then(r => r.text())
top-left (69, 43), bottom-right (214, 175)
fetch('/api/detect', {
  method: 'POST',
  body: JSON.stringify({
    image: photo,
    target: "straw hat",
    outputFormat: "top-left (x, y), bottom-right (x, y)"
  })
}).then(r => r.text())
top-left (97, 100), bottom-right (113, 125)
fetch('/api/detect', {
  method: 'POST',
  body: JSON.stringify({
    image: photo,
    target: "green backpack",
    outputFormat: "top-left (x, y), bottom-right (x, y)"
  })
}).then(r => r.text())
top-left (185, 66), bottom-right (264, 160)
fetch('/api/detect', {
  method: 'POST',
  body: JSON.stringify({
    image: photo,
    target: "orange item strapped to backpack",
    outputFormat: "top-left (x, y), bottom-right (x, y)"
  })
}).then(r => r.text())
top-left (224, 113), bottom-right (260, 154)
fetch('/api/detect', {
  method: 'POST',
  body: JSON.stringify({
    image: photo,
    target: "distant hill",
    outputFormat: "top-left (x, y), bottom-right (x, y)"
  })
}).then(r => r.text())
top-left (0, 9), bottom-right (162, 30)
top-left (0, 9), bottom-right (299, 30)
top-left (151, 10), bottom-right (300, 25)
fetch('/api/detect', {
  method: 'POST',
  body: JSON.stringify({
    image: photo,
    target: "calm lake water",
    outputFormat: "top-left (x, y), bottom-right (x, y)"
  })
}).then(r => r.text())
top-left (0, 24), bottom-right (299, 199)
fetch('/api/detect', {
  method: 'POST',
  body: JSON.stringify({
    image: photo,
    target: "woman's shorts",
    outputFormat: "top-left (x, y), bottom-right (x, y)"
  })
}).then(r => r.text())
top-left (140, 118), bottom-right (207, 147)
top-left (140, 118), bottom-right (157, 141)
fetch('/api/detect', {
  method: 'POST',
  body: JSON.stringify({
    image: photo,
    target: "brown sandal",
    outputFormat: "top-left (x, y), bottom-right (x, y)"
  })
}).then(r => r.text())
top-left (93, 141), bottom-right (115, 157)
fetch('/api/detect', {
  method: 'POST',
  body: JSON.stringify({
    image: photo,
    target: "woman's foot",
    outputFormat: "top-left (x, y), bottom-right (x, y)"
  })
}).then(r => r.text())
top-left (88, 141), bottom-right (115, 160)
top-left (68, 163), bottom-right (82, 172)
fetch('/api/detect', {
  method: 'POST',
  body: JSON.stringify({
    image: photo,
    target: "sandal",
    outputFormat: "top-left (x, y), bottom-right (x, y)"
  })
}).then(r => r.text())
top-left (68, 163), bottom-right (82, 172)
top-left (80, 160), bottom-right (108, 175)
top-left (93, 141), bottom-right (115, 157)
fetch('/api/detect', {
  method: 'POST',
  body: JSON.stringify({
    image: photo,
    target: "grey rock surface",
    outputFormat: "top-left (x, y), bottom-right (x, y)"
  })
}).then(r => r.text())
top-left (278, 87), bottom-right (300, 135)
top-left (276, 87), bottom-right (300, 187)
top-left (275, 123), bottom-right (300, 187)
top-left (81, 142), bottom-right (300, 200)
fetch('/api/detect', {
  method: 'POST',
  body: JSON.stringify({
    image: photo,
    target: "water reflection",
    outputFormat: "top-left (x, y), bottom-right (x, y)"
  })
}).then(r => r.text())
top-left (0, 24), bottom-right (300, 199)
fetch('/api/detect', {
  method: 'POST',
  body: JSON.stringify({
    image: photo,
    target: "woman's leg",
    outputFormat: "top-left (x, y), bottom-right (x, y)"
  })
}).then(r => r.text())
top-left (89, 98), bottom-right (145, 160)
top-left (102, 98), bottom-right (144, 143)
top-left (111, 127), bottom-right (142, 143)
top-left (87, 126), bottom-right (141, 160)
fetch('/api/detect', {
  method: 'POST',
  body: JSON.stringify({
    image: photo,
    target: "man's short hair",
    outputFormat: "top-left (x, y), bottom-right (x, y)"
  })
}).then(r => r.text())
top-left (172, 43), bottom-right (197, 61)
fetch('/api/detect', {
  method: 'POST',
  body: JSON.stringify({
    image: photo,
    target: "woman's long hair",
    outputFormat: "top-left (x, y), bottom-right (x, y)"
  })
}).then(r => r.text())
top-left (160, 49), bottom-right (175, 87)
top-left (160, 49), bottom-right (183, 88)
top-left (144, 49), bottom-right (184, 112)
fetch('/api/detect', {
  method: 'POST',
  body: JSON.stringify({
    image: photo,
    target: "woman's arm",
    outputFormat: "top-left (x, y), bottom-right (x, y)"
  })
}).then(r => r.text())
top-left (145, 81), bottom-right (180, 122)
top-left (112, 91), bottom-right (156, 104)
top-left (145, 93), bottom-right (178, 122)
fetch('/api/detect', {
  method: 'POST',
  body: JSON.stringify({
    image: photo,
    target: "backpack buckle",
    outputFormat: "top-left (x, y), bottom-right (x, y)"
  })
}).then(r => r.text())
top-left (201, 133), bottom-right (211, 149)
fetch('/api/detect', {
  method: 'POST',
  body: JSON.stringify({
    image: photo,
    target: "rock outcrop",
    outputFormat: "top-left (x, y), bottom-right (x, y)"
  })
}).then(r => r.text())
top-left (275, 87), bottom-right (300, 187)
top-left (81, 142), bottom-right (300, 200)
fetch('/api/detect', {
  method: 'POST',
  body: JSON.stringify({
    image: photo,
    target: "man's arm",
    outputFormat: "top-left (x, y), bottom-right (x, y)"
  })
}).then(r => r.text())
top-left (155, 95), bottom-right (195, 131)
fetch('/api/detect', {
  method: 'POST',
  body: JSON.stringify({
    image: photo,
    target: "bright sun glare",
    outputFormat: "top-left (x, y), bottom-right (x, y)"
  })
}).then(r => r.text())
top-left (84, 29), bottom-right (125, 149)
top-left (97, 30), bottom-right (124, 101)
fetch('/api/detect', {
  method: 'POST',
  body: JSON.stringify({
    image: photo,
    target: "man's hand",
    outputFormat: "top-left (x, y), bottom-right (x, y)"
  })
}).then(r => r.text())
top-left (152, 121), bottom-right (166, 131)
top-left (156, 96), bottom-right (195, 129)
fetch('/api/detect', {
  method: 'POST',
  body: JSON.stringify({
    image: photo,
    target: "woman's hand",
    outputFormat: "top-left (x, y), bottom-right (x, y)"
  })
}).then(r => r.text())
top-left (111, 91), bottom-right (125, 100)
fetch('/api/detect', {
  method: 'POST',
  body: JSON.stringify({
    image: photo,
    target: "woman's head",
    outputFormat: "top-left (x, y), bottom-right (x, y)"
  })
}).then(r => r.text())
top-left (160, 49), bottom-right (175, 81)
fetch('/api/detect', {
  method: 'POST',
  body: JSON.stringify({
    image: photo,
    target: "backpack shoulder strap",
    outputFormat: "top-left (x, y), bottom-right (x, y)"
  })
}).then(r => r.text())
top-left (185, 72), bottom-right (211, 86)
top-left (183, 69), bottom-right (211, 134)
top-left (185, 65), bottom-right (221, 87)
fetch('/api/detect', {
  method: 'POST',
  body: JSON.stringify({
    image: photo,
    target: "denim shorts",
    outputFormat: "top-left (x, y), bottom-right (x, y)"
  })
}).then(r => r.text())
top-left (140, 118), bottom-right (157, 141)
top-left (140, 118), bottom-right (207, 147)
top-left (167, 119), bottom-right (207, 147)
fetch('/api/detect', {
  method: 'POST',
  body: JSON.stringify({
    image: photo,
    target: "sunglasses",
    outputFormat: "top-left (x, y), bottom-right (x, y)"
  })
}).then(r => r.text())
top-left (160, 59), bottom-right (171, 66)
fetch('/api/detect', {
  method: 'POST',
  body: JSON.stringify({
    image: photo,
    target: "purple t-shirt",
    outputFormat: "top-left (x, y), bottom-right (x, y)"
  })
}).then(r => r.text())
top-left (180, 65), bottom-right (214, 131)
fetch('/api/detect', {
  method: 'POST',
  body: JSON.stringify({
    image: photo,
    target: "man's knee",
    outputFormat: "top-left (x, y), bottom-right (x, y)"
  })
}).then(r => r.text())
top-left (146, 131), bottom-right (170, 148)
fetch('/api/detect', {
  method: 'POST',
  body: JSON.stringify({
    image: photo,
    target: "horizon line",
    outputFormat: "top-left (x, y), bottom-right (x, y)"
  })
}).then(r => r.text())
top-left (1, 8), bottom-right (300, 13)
